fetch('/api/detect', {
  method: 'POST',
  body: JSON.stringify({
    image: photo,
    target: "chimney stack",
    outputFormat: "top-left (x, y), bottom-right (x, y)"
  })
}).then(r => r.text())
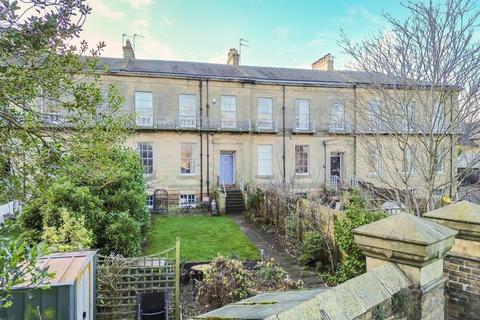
top-left (227, 48), bottom-right (240, 66)
top-left (123, 39), bottom-right (135, 60)
top-left (312, 53), bottom-right (334, 71)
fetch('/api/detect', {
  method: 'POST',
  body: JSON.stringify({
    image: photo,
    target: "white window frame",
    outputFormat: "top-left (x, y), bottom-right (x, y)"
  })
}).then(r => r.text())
top-left (402, 102), bottom-right (415, 132)
top-left (402, 147), bottom-right (415, 175)
top-left (146, 195), bottom-right (154, 209)
top-left (434, 148), bottom-right (444, 175)
top-left (295, 99), bottom-right (310, 130)
top-left (220, 95), bottom-right (237, 129)
top-left (257, 98), bottom-right (273, 130)
top-left (295, 145), bottom-right (309, 175)
top-left (178, 94), bottom-right (197, 128)
top-left (179, 194), bottom-right (196, 208)
top-left (330, 102), bottom-right (345, 130)
top-left (137, 142), bottom-right (154, 176)
top-left (180, 143), bottom-right (196, 175)
top-left (135, 91), bottom-right (153, 126)
top-left (432, 102), bottom-right (445, 133)
top-left (433, 189), bottom-right (444, 197)
top-left (257, 144), bottom-right (273, 176)
top-left (368, 150), bottom-right (381, 177)
top-left (368, 99), bottom-right (382, 131)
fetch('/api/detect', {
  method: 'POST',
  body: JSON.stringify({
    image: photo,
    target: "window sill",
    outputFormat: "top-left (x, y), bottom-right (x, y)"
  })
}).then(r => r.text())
top-left (179, 174), bottom-right (197, 178)
top-left (295, 173), bottom-right (310, 179)
top-left (256, 175), bottom-right (274, 179)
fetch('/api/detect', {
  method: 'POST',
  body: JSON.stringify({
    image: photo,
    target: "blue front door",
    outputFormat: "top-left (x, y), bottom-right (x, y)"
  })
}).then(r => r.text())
top-left (220, 154), bottom-right (234, 185)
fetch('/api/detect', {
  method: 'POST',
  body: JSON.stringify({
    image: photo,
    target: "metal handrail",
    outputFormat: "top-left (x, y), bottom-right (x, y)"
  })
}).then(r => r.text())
top-left (221, 177), bottom-right (226, 195)
top-left (216, 175), bottom-right (227, 195)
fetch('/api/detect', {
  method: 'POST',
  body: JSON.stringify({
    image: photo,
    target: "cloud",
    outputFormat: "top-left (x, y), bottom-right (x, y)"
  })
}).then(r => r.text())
top-left (87, 0), bottom-right (124, 20)
top-left (133, 19), bottom-right (150, 30)
top-left (121, 0), bottom-right (152, 9)
top-left (207, 52), bottom-right (226, 64)
top-left (347, 5), bottom-right (384, 26)
top-left (294, 63), bottom-right (311, 69)
top-left (306, 32), bottom-right (335, 48)
top-left (161, 16), bottom-right (172, 26)
top-left (136, 38), bottom-right (176, 60)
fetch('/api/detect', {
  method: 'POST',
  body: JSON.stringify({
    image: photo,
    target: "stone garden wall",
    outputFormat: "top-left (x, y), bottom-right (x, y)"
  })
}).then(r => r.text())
top-left (444, 254), bottom-right (480, 319)
top-left (424, 201), bottom-right (480, 320)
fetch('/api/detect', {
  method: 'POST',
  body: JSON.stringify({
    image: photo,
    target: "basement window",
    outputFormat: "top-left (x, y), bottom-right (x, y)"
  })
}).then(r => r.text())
top-left (179, 194), bottom-right (196, 208)
top-left (146, 195), bottom-right (154, 209)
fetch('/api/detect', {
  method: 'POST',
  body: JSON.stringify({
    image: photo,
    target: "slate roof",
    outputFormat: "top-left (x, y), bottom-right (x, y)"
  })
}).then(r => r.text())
top-left (97, 57), bottom-right (378, 86)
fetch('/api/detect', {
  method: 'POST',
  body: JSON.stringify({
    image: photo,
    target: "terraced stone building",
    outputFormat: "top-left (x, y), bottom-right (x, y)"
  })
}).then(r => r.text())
top-left (93, 41), bottom-right (456, 210)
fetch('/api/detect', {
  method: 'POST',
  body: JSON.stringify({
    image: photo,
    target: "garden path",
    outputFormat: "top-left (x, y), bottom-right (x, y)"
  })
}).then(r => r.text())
top-left (230, 214), bottom-right (326, 288)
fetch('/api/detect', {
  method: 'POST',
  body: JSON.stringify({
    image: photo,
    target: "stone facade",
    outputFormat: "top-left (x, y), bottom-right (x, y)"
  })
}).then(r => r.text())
top-left (92, 71), bottom-right (457, 205)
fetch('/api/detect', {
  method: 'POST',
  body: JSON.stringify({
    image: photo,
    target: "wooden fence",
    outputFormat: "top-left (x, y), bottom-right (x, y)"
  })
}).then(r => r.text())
top-left (96, 238), bottom-right (181, 320)
top-left (245, 186), bottom-right (341, 243)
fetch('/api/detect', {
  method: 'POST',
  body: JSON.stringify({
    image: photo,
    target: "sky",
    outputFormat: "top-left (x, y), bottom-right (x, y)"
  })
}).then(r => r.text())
top-left (81, 0), bottom-right (410, 70)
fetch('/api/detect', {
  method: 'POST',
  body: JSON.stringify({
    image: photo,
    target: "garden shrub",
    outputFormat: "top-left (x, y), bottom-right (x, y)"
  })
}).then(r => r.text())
top-left (196, 256), bottom-right (254, 311)
top-left (299, 231), bottom-right (331, 272)
top-left (285, 213), bottom-right (299, 241)
top-left (103, 212), bottom-right (142, 257)
top-left (21, 146), bottom-right (149, 256)
top-left (197, 256), bottom-right (305, 312)
top-left (42, 208), bottom-right (93, 252)
top-left (321, 190), bottom-right (386, 285)
top-left (255, 258), bottom-right (303, 291)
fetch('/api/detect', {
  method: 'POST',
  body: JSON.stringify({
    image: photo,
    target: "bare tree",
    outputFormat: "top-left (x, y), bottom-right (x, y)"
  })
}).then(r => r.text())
top-left (339, 0), bottom-right (480, 214)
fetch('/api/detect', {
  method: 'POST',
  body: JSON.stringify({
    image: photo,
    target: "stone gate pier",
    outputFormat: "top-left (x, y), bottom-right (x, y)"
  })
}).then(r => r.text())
top-left (353, 213), bottom-right (457, 320)
top-left (424, 201), bottom-right (480, 320)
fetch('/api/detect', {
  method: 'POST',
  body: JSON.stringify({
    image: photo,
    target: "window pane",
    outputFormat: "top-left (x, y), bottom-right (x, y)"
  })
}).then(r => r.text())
top-left (257, 98), bottom-right (272, 115)
top-left (295, 100), bottom-right (309, 129)
top-left (368, 100), bottom-right (381, 123)
top-left (135, 92), bottom-right (153, 125)
top-left (330, 102), bottom-right (344, 123)
top-left (179, 194), bottom-right (196, 208)
top-left (221, 96), bottom-right (237, 128)
top-left (137, 142), bottom-right (153, 175)
top-left (295, 145), bottom-right (309, 174)
top-left (257, 145), bottom-right (272, 176)
top-left (179, 95), bottom-right (196, 115)
top-left (180, 143), bottom-right (196, 174)
top-left (432, 103), bottom-right (445, 132)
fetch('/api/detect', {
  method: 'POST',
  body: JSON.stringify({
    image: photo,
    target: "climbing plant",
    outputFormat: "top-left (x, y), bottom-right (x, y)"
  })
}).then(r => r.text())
top-left (321, 190), bottom-right (386, 284)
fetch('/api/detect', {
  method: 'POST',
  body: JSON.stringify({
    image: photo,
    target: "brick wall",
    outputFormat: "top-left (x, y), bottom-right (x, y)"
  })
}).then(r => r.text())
top-left (444, 253), bottom-right (480, 320)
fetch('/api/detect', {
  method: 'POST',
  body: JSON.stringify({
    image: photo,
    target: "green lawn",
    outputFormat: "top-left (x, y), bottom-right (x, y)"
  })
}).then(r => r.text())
top-left (143, 215), bottom-right (260, 261)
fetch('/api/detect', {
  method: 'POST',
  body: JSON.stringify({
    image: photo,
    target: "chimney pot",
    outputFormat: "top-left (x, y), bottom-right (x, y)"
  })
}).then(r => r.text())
top-left (227, 48), bottom-right (240, 66)
top-left (123, 39), bottom-right (135, 60)
top-left (312, 53), bottom-right (334, 71)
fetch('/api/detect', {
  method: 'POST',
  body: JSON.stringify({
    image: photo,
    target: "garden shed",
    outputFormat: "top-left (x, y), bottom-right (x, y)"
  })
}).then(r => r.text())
top-left (0, 250), bottom-right (97, 320)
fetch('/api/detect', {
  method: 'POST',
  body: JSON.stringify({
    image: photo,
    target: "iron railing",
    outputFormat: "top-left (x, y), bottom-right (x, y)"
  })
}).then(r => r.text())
top-left (328, 120), bottom-right (353, 134)
top-left (293, 120), bottom-right (316, 133)
top-left (254, 119), bottom-right (278, 132)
